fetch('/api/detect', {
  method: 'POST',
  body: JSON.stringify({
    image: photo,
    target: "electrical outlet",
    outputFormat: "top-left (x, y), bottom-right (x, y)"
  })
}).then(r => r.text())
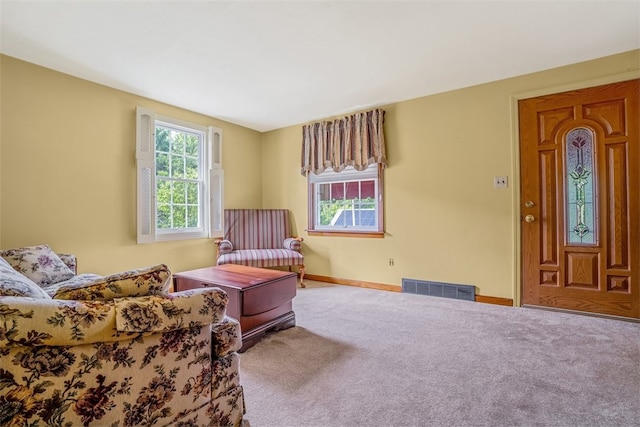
top-left (388, 258), bottom-right (394, 267)
top-left (493, 176), bottom-right (508, 188)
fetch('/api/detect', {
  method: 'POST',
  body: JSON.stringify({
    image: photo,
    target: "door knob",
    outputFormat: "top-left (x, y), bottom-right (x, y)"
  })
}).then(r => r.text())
top-left (525, 201), bottom-right (535, 208)
top-left (525, 215), bottom-right (535, 223)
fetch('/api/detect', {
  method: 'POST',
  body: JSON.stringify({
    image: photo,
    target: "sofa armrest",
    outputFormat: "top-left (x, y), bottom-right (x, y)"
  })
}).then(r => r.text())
top-left (50, 264), bottom-right (172, 300)
top-left (0, 288), bottom-right (229, 348)
top-left (114, 287), bottom-right (229, 333)
top-left (0, 296), bottom-right (121, 347)
top-left (214, 239), bottom-right (233, 259)
top-left (283, 236), bottom-right (303, 252)
top-left (211, 316), bottom-right (242, 357)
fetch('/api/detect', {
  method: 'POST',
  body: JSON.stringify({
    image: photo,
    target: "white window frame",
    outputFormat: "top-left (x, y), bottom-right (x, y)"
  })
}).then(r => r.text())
top-left (307, 163), bottom-right (384, 235)
top-left (136, 106), bottom-right (223, 243)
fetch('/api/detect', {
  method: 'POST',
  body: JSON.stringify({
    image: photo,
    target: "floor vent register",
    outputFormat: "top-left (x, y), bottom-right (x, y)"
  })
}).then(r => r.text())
top-left (402, 278), bottom-right (476, 302)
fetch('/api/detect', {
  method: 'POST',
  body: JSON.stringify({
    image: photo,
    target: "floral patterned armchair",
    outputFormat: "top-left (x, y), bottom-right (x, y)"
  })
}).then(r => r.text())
top-left (0, 245), bottom-right (245, 426)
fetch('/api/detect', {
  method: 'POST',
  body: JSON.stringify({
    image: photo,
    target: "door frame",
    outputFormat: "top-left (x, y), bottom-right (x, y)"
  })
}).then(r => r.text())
top-left (509, 70), bottom-right (640, 307)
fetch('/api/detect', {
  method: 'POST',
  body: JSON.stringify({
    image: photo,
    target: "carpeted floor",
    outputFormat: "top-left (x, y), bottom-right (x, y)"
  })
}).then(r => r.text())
top-left (239, 281), bottom-right (640, 427)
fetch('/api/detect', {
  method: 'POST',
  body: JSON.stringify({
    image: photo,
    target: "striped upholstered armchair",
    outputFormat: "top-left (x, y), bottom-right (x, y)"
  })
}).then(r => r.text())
top-left (215, 209), bottom-right (305, 287)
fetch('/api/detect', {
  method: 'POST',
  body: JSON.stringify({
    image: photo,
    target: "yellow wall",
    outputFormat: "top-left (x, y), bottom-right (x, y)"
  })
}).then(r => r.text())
top-left (262, 50), bottom-right (640, 299)
top-left (0, 56), bottom-right (3, 245)
top-left (1, 51), bottom-right (638, 299)
top-left (0, 55), bottom-right (263, 275)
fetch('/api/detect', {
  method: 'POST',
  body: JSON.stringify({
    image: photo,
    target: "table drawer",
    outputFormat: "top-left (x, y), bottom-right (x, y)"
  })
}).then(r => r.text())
top-left (242, 275), bottom-right (297, 316)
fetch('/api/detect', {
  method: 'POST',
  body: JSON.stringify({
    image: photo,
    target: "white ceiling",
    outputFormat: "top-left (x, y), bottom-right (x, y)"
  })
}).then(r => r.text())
top-left (1, 1), bottom-right (639, 132)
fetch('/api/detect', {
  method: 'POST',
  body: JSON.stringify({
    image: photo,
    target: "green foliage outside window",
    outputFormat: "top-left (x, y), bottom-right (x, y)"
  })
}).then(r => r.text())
top-left (155, 126), bottom-right (201, 230)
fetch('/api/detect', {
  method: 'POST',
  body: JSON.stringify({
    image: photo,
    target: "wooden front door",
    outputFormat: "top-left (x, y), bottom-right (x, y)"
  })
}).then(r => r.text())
top-left (519, 79), bottom-right (639, 318)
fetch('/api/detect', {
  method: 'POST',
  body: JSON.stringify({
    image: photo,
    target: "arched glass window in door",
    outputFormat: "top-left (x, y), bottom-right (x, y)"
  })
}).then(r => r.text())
top-left (565, 127), bottom-right (597, 245)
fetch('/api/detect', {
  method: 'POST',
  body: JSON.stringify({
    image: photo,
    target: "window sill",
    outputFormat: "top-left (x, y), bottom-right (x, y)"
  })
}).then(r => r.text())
top-left (155, 231), bottom-right (208, 242)
top-left (307, 230), bottom-right (384, 238)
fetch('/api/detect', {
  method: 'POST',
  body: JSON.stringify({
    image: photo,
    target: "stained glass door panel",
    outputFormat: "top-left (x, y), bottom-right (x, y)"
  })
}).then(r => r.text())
top-left (565, 128), bottom-right (597, 245)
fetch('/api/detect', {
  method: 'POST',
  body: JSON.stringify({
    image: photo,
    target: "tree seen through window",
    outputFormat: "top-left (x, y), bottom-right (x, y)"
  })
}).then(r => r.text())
top-left (155, 125), bottom-right (202, 230)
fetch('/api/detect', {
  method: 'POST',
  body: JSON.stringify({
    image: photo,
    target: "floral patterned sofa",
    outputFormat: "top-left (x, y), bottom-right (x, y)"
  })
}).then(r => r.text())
top-left (0, 244), bottom-right (245, 426)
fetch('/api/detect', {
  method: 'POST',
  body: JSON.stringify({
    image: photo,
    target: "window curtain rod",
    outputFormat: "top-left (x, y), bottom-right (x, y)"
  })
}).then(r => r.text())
top-left (300, 108), bottom-right (387, 176)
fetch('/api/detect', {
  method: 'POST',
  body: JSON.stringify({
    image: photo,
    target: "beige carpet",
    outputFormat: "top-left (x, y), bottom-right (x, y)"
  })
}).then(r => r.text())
top-left (239, 281), bottom-right (640, 427)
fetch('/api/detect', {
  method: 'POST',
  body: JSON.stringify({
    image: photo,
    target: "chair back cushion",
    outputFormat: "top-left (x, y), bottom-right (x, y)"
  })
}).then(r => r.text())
top-left (224, 209), bottom-right (291, 250)
top-left (0, 244), bottom-right (74, 286)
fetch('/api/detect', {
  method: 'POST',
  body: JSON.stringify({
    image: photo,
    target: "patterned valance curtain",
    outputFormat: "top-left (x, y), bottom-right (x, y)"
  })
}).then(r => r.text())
top-left (301, 109), bottom-right (387, 176)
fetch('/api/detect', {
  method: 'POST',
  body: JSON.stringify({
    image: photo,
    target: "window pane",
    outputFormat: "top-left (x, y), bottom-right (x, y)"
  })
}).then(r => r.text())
top-left (156, 152), bottom-right (170, 177)
top-left (360, 179), bottom-right (376, 212)
top-left (172, 206), bottom-right (186, 229)
top-left (317, 183), bottom-right (329, 226)
top-left (361, 180), bottom-right (375, 199)
top-left (156, 179), bottom-right (171, 205)
top-left (345, 181), bottom-right (359, 200)
top-left (309, 165), bottom-right (382, 232)
top-left (187, 205), bottom-right (199, 228)
top-left (322, 181), bottom-right (377, 228)
top-left (173, 181), bottom-right (186, 204)
top-left (318, 183), bottom-right (331, 201)
top-left (185, 156), bottom-right (199, 179)
top-left (333, 199), bottom-right (350, 226)
top-left (317, 183), bottom-right (336, 226)
top-left (186, 135), bottom-right (199, 156)
top-left (332, 182), bottom-right (345, 200)
top-left (187, 182), bottom-right (199, 204)
top-left (338, 181), bottom-right (359, 226)
top-left (157, 204), bottom-right (171, 229)
top-left (156, 127), bottom-right (171, 152)
top-left (171, 133), bottom-right (185, 154)
top-left (171, 154), bottom-right (184, 178)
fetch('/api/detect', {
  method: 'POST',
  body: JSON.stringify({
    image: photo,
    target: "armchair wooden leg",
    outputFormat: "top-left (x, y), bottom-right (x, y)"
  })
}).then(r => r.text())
top-left (299, 265), bottom-right (306, 288)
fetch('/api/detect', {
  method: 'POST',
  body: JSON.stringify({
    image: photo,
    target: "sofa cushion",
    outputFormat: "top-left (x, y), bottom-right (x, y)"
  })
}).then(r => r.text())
top-left (0, 244), bottom-right (74, 287)
top-left (217, 248), bottom-right (304, 268)
top-left (0, 262), bottom-right (52, 299)
top-left (51, 264), bottom-right (172, 300)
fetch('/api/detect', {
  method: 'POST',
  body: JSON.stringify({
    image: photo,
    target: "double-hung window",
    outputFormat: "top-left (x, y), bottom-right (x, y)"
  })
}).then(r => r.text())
top-left (308, 164), bottom-right (384, 236)
top-left (136, 107), bottom-right (223, 243)
top-left (301, 109), bottom-right (386, 237)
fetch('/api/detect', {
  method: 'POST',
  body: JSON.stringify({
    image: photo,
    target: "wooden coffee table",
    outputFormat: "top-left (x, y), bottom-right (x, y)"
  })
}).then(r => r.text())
top-left (173, 264), bottom-right (297, 352)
